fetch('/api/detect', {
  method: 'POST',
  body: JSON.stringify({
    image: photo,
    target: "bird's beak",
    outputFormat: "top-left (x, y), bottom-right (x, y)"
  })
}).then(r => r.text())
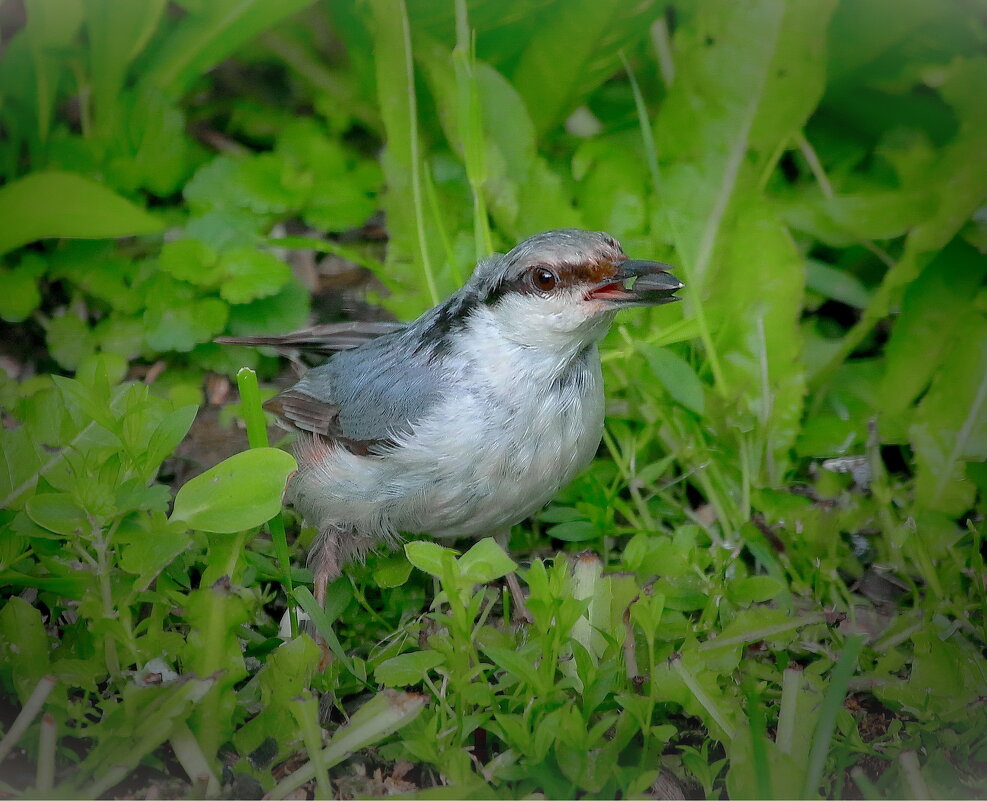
top-left (585, 259), bottom-right (683, 306)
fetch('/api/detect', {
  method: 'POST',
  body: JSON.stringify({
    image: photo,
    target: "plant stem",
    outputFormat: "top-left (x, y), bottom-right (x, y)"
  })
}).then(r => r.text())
top-left (0, 675), bottom-right (56, 763)
top-left (236, 367), bottom-right (297, 638)
top-left (803, 636), bottom-right (864, 797)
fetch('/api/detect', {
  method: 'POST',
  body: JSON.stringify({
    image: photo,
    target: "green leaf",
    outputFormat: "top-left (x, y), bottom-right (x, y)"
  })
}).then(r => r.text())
top-left (510, 0), bottom-right (660, 136)
top-left (375, 650), bottom-right (445, 687)
top-left (46, 312), bottom-right (97, 370)
top-left (910, 313), bottom-right (987, 515)
top-left (143, 276), bottom-right (229, 353)
top-left (159, 239), bottom-right (221, 285)
top-left (0, 171), bottom-right (163, 257)
top-left (457, 537), bottom-right (517, 583)
top-left (805, 259), bottom-right (872, 310)
top-left (170, 447), bottom-right (297, 533)
top-left (25, 492), bottom-right (88, 535)
top-left (881, 240), bottom-right (987, 418)
top-left (373, 552), bottom-right (414, 589)
top-left (143, 405), bottom-right (199, 477)
top-left (140, 0), bottom-right (318, 98)
top-left (218, 247), bottom-right (291, 304)
top-left (226, 277), bottom-right (310, 336)
top-left (0, 257), bottom-right (44, 322)
top-left (639, 344), bottom-right (706, 416)
top-left (655, 0), bottom-right (836, 482)
top-left (0, 596), bottom-right (51, 702)
top-left (727, 575), bottom-right (786, 605)
top-left (404, 540), bottom-right (459, 578)
top-left (84, 0), bottom-right (167, 134)
top-left (118, 517), bottom-right (193, 590)
top-left (547, 520), bottom-right (599, 543)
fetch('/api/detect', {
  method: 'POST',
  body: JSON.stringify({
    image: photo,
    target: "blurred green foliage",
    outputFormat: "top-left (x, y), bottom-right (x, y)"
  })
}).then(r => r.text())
top-left (1, 0), bottom-right (985, 797)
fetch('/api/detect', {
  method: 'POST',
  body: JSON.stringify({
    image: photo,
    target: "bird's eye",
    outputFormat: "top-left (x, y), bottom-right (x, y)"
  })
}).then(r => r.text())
top-left (530, 267), bottom-right (558, 292)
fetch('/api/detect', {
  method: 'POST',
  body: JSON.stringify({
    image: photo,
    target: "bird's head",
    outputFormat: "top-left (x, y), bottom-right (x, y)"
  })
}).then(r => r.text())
top-left (464, 229), bottom-right (682, 355)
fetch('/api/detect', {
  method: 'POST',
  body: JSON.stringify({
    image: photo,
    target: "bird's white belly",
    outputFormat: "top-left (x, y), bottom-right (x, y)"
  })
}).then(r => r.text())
top-left (295, 351), bottom-right (606, 541)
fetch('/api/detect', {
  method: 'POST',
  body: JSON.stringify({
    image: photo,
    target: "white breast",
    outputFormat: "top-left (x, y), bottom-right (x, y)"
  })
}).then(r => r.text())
top-left (292, 315), bottom-right (607, 542)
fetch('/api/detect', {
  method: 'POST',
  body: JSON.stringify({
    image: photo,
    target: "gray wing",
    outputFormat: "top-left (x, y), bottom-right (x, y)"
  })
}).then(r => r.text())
top-left (263, 328), bottom-right (448, 451)
top-left (217, 321), bottom-right (406, 355)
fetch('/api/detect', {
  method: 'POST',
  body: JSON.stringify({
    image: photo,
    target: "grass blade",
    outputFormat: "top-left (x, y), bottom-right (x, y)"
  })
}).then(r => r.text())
top-left (236, 367), bottom-right (297, 638)
top-left (802, 636), bottom-right (864, 797)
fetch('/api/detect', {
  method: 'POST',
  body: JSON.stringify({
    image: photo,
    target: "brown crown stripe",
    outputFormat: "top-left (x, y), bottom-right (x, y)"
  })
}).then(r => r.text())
top-left (555, 259), bottom-right (622, 286)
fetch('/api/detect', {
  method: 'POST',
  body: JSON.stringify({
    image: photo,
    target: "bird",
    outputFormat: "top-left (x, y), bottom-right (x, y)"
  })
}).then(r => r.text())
top-left (219, 229), bottom-right (683, 615)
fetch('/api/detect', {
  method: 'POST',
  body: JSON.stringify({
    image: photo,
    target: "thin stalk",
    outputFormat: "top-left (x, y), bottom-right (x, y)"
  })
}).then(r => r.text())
top-left (290, 692), bottom-right (331, 799)
top-left (850, 767), bottom-right (881, 800)
top-left (899, 751), bottom-right (931, 800)
top-left (775, 667), bottom-right (802, 755)
top-left (796, 131), bottom-right (834, 199)
top-left (802, 636), bottom-right (864, 797)
top-left (36, 713), bottom-right (56, 792)
top-left (649, 16), bottom-right (675, 88)
top-left (237, 367), bottom-right (297, 638)
top-left (621, 51), bottom-right (662, 199)
top-left (170, 722), bottom-right (220, 797)
top-left (93, 522), bottom-right (120, 677)
top-left (671, 655), bottom-right (736, 740)
top-left (0, 675), bottom-right (56, 763)
top-left (423, 168), bottom-right (461, 283)
top-left (397, 0), bottom-right (438, 305)
top-left (454, 0), bottom-right (493, 261)
top-left (743, 676), bottom-right (772, 799)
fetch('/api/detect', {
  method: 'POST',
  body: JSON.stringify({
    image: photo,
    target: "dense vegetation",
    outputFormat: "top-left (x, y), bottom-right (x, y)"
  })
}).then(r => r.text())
top-left (1, 0), bottom-right (985, 797)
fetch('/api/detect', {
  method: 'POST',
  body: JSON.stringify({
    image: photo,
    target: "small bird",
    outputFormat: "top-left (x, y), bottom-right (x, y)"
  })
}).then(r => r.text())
top-left (221, 229), bottom-right (682, 612)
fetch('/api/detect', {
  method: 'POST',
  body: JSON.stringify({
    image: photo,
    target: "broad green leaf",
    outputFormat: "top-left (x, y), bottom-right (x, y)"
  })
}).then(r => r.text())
top-left (655, 0), bottom-right (835, 482)
top-left (368, 0), bottom-right (440, 314)
top-left (777, 189), bottom-right (932, 248)
top-left (143, 286), bottom-right (228, 353)
top-left (805, 259), bottom-right (872, 310)
top-left (0, 257), bottom-right (44, 322)
top-left (0, 597), bottom-right (51, 702)
top-left (84, 0), bottom-right (167, 134)
top-left (727, 576), bottom-right (786, 605)
top-left (118, 517), bottom-right (193, 590)
top-left (375, 650), bottom-right (445, 687)
top-left (0, 426), bottom-right (46, 510)
top-left (170, 447), bottom-right (297, 533)
top-left (910, 313), bottom-right (987, 515)
top-left (510, 0), bottom-right (660, 136)
top-left (218, 247), bottom-right (291, 304)
top-left (657, 0), bottom-right (835, 287)
top-left (0, 172), bottom-right (163, 257)
top-left (404, 540), bottom-right (459, 578)
top-left (25, 492), bottom-right (88, 535)
top-left (457, 537), bottom-right (517, 583)
top-left (233, 634), bottom-right (321, 763)
top-left (640, 344), bottom-right (706, 416)
top-left (226, 277), bottom-right (311, 336)
top-left (46, 312), bottom-right (97, 371)
top-left (881, 240), bottom-right (987, 418)
top-left (810, 56), bottom-right (987, 388)
top-left (143, 404), bottom-right (199, 478)
top-left (373, 552), bottom-right (414, 589)
top-left (159, 239), bottom-right (220, 286)
top-left (547, 520), bottom-right (599, 543)
top-left (140, 0), bottom-right (317, 98)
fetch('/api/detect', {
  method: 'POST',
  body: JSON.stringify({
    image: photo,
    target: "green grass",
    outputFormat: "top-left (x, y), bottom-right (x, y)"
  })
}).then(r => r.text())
top-left (1, 0), bottom-right (986, 798)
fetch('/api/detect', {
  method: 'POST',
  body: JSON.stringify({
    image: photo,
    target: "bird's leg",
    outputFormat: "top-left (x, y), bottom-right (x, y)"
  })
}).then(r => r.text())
top-left (308, 529), bottom-right (343, 669)
top-left (494, 529), bottom-right (533, 624)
